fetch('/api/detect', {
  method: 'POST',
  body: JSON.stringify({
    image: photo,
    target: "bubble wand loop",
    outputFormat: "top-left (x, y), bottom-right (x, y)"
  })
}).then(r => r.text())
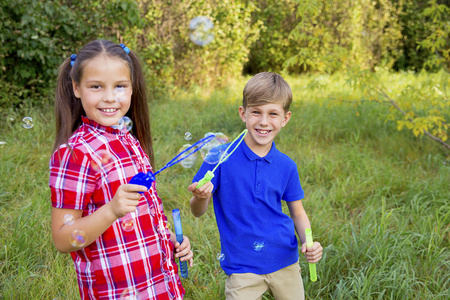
top-left (305, 228), bottom-right (318, 282)
top-left (129, 134), bottom-right (216, 189)
top-left (172, 209), bottom-right (188, 278)
top-left (196, 129), bottom-right (248, 188)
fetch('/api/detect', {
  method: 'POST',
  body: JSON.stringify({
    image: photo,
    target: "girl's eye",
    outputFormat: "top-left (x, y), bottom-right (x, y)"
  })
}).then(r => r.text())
top-left (91, 85), bottom-right (101, 89)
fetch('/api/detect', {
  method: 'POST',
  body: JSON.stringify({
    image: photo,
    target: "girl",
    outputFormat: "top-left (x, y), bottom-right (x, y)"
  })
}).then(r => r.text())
top-left (49, 40), bottom-right (193, 300)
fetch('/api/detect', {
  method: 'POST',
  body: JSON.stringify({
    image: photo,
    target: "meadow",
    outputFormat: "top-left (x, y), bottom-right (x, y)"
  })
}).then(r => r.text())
top-left (0, 72), bottom-right (448, 299)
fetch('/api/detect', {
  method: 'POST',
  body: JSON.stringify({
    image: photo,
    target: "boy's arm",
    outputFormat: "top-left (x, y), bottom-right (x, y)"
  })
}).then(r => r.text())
top-left (187, 181), bottom-right (213, 217)
top-left (287, 200), bottom-right (323, 264)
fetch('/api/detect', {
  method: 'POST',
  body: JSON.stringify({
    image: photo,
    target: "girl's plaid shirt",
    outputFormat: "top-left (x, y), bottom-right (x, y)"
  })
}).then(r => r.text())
top-left (49, 117), bottom-right (184, 299)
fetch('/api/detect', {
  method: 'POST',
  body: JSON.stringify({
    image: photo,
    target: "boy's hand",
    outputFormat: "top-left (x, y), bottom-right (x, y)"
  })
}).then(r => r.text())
top-left (188, 181), bottom-right (213, 200)
top-left (110, 184), bottom-right (147, 218)
top-left (301, 241), bottom-right (323, 264)
top-left (174, 236), bottom-right (194, 268)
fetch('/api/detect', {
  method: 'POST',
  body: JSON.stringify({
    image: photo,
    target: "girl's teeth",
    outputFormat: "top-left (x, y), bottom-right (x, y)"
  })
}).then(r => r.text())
top-left (102, 108), bottom-right (117, 113)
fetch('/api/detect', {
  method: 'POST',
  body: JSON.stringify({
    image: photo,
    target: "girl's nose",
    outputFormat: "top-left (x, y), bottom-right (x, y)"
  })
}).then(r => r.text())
top-left (103, 88), bottom-right (115, 102)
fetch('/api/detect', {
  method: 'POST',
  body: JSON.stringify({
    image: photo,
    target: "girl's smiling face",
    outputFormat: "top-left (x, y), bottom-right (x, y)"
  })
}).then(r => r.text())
top-left (72, 55), bottom-right (132, 127)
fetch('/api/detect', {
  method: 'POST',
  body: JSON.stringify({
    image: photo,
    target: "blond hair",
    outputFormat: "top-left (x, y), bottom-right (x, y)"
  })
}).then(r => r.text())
top-left (243, 72), bottom-right (292, 112)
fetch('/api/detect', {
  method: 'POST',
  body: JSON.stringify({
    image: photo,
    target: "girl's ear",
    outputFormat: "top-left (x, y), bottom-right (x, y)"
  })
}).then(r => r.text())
top-left (72, 81), bottom-right (81, 98)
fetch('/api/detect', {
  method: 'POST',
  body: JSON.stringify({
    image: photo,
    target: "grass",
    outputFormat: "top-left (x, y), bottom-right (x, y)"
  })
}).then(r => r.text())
top-left (0, 72), bottom-right (449, 299)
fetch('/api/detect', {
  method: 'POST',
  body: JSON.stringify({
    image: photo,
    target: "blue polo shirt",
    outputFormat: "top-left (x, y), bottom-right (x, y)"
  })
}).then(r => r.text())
top-left (193, 140), bottom-right (304, 275)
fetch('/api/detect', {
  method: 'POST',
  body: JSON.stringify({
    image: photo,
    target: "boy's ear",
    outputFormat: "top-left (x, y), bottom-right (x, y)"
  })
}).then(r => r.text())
top-left (72, 81), bottom-right (80, 98)
top-left (238, 106), bottom-right (246, 122)
top-left (282, 111), bottom-right (292, 127)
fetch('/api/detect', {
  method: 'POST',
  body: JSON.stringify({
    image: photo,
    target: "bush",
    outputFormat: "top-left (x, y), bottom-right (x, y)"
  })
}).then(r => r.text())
top-left (0, 0), bottom-right (140, 109)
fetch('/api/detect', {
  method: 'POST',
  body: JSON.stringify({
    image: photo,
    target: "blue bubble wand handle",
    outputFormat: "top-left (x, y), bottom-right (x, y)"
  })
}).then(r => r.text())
top-left (172, 209), bottom-right (188, 278)
top-left (305, 228), bottom-right (317, 282)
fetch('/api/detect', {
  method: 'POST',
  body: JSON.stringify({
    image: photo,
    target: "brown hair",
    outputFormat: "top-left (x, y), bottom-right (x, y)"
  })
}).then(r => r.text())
top-left (53, 40), bottom-right (154, 168)
top-left (242, 72), bottom-right (292, 112)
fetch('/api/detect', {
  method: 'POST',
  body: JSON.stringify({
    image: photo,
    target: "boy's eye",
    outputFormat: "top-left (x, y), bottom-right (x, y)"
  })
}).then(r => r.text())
top-left (91, 85), bottom-right (101, 89)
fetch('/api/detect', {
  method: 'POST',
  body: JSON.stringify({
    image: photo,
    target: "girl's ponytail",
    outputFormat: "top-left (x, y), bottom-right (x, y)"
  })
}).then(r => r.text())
top-left (127, 51), bottom-right (154, 169)
top-left (53, 57), bottom-right (84, 152)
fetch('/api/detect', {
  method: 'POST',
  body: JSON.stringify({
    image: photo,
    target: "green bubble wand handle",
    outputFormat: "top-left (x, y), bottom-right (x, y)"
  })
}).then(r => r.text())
top-left (305, 228), bottom-right (317, 282)
top-left (196, 129), bottom-right (247, 188)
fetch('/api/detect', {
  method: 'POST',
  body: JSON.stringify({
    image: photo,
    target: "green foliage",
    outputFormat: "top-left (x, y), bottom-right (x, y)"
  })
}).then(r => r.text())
top-left (121, 0), bottom-right (262, 96)
top-left (418, 0), bottom-right (450, 71)
top-left (284, 0), bottom-right (404, 73)
top-left (0, 0), bottom-right (140, 109)
top-left (393, 0), bottom-right (432, 71)
top-left (341, 65), bottom-right (450, 152)
top-left (244, 0), bottom-right (299, 74)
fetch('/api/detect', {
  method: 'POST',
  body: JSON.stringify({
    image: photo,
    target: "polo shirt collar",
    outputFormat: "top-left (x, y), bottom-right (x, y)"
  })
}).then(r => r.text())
top-left (241, 140), bottom-right (276, 163)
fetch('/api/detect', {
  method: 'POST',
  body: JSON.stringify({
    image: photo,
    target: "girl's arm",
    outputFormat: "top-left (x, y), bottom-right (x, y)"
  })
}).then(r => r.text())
top-left (51, 184), bottom-right (147, 253)
top-left (286, 200), bottom-right (323, 264)
top-left (167, 229), bottom-right (194, 267)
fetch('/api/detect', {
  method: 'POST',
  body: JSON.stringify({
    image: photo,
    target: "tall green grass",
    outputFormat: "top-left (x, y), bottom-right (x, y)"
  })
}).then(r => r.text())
top-left (0, 73), bottom-right (448, 299)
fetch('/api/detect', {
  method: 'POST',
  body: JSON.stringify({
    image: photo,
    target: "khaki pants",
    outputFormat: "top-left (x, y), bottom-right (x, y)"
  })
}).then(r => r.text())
top-left (225, 262), bottom-right (304, 300)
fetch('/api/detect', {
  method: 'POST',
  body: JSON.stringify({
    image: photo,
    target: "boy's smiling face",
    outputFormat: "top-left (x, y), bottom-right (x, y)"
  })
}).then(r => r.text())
top-left (239, 102), bottom-right (291, 156)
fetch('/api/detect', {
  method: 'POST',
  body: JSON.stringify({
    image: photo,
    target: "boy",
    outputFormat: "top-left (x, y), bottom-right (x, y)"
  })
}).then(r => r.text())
top-left (188, 72), bottom-right (323, 300)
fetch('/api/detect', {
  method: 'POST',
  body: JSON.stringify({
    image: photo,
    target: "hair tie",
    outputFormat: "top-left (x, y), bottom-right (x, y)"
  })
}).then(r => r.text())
top-left (119, 43), bottom-right (130, 54)
top-left (70, 54), bottom-right (77, 66)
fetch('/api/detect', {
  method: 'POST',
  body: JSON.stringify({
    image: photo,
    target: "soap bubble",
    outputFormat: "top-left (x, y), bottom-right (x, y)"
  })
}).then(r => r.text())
top-left (119, 116), bottom-right (133, 132)
top-left (200, 132), bottom-right (229, 164)
top-left (178, 144), bottom-right (197, 168)
top-left (120, 287), bottom-right (141, 300)
top-left (253, 240), bottom-right (266, 252)
top-left (214, 132), bottom-right (229, 144)
top-left (70, 230), bottom-right (87, 247)
top-left (63, 214), bottom-right (75, 226)
top-left (121, 217), bottom-right (134, 232)
top-left (22, 117), bottom-right (34, 129)
top-left (91, 149), bottom-right (113, 172)
top-left (184, 132), bottom-right (192, 141)
top-left (216, 252), bottom-right (225, 262)
top-left (189, 16), bottom-right (214, 46)
top-left (114, 87), bottom-right (127, 102)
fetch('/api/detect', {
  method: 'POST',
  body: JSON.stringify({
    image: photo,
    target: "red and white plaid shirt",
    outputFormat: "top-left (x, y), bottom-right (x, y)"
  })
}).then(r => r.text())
top-left (49, 117), bottom-right (185, 299)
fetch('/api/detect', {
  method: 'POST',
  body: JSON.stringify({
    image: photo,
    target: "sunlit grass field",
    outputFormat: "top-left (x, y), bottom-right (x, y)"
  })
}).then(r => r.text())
top-left (0, 72), bottom-right (449, 299)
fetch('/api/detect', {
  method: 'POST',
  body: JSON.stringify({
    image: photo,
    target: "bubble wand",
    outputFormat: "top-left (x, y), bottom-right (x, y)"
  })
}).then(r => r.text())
top-left (121, 134), bottom-right (215, 232)
top-left (305, 228), bottom-right (318, 282)
top-left (129, 134), bottom-right (216, 189)
top-left (196, 129), bottom-right (247, 188)
top-left (172, 209), bottom-right (188, 278)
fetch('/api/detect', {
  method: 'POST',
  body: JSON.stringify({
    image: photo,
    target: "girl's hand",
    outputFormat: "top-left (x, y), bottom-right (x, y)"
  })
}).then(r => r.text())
top-left (188, 181), bottom-right (213, 200)
top-left (110, 184), bottom-right (147, 218)
top-left (301, 241), bottom-right (323, 264)
top-left (174, 236), bottom-right (194, 268)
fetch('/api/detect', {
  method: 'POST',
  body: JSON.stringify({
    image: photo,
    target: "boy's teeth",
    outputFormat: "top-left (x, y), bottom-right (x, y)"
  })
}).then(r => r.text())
top-left (257, 130), bottom-right (270, 134)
